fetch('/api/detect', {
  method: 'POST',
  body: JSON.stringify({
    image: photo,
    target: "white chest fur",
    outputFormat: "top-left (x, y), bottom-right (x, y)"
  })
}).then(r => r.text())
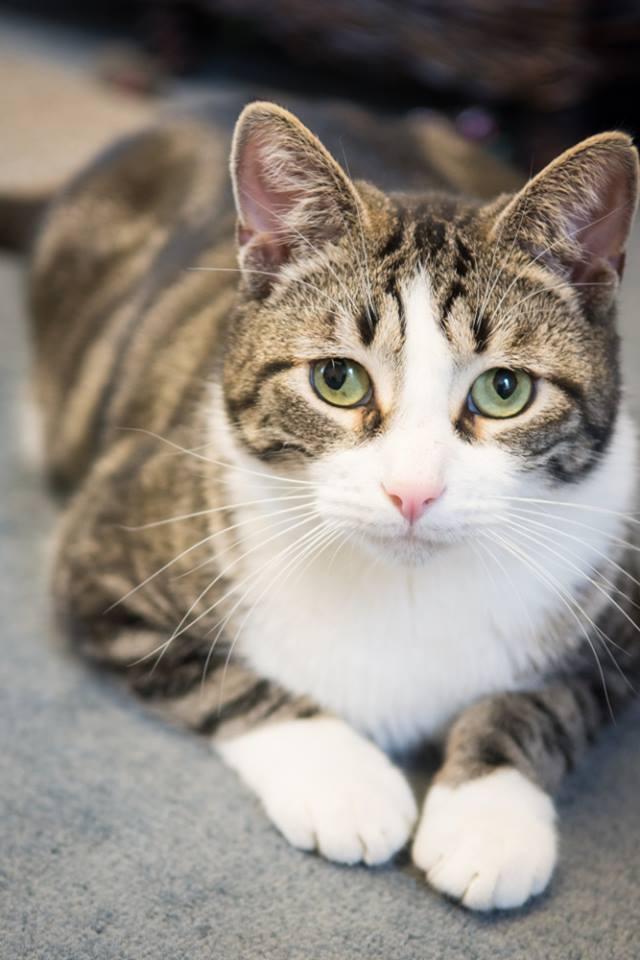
top-left (226, 495), bottom-right (623, 753)
top-left (234, 536), bottom-right (540, 750)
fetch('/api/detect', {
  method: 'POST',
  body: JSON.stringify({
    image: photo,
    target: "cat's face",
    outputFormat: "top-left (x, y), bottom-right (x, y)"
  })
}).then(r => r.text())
top-left (221, 103), bottom-right (638, 565)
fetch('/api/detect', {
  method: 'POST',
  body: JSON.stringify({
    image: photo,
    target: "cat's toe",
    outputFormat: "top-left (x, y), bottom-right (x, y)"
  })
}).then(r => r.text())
top-left (264, 756), bottom-right (417, 866)
top-left (220, 717), bottom-right (417, 866)
top-left (412, 767), bottom-right (557, 911)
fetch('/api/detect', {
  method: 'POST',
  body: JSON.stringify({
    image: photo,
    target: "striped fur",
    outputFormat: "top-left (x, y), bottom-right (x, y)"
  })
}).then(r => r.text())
top-left (30, 99), bottom-right (640, 909)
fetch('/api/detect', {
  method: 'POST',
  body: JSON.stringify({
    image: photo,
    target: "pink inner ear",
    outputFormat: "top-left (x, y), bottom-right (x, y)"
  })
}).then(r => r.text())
top-left (571, 168), bottom-right (631, 283)
top-left (236, 134), bottom-right (303, 252)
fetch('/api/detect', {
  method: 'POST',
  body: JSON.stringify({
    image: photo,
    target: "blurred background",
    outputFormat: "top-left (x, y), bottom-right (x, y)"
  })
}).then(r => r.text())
top-left (2, 0), bottom-right (640, 230)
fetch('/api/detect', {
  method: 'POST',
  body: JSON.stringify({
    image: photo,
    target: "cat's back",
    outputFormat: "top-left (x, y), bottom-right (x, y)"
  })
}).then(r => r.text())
top-left (28, 112), bottom-right (235, 490)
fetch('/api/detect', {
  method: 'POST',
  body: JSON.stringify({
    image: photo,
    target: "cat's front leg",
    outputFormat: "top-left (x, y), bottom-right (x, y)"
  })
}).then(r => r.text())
top-left (414, 764), bottom-right (556, 911)
top-left (72, 617), bottom-right (417, 864)
top-left (412, 683), bottom-right (600, 911)
top-left (218, 717), bottom-right (417, 865)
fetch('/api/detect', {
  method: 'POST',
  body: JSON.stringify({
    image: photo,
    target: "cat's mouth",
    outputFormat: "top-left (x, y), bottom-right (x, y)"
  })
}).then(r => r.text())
top-left (357, 524), bottom-right (465, 565)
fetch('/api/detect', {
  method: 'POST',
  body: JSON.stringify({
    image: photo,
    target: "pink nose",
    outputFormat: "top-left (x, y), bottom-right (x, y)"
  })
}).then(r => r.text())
top-left (383, 483), bottom-right (443, 524)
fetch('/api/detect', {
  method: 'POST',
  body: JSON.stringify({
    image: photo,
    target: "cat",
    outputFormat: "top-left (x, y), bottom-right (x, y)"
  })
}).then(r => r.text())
top-left (29, 96), bottom-right (639, 911)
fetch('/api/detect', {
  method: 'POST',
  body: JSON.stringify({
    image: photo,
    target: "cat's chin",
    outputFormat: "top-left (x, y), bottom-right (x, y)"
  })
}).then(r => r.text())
top-left (357, 530), bottom-right (457, 567)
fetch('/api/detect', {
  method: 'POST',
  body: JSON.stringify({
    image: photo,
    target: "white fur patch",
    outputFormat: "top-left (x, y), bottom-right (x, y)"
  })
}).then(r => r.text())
top-left (218, 716), bottom-right (417, 865)
top-left (412, 768), bottom-right (557, 910)
top-left (381, 269), bottom-right (453, 496)
top-left (399, 269), bottom-right (453, 419)
top-left (207, 267), bottom-right (637, 752)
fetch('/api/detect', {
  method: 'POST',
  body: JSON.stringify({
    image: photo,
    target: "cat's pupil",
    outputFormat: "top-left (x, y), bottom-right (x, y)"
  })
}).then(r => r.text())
top-left (324, 359), bottom-right (348, 391)
top-left (493, 370), bottom-right (517, 400)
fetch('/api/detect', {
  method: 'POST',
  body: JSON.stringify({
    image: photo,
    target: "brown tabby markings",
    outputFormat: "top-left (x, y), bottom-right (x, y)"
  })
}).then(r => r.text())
top-left (29, 99), bottom-right (640, 795)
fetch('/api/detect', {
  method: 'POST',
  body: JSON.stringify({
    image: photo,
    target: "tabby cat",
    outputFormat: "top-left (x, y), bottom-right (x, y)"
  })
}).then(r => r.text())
top-left (30, 98), bottom-right (639, 911)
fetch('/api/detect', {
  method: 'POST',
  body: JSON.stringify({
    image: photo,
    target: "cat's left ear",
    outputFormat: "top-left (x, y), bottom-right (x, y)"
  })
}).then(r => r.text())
top-left (491, 132), bottom-right (638, 303)
top-left (230, 101), bottom-right (365, 293)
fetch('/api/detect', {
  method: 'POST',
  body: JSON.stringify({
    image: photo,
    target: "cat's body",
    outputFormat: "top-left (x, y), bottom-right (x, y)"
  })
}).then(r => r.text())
top-left (30, 95), bottom-right (640, 910)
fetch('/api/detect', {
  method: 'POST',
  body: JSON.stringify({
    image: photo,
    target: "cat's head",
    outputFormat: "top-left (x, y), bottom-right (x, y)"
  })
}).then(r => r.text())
top-left (220, 102), bottom-right (638, 565)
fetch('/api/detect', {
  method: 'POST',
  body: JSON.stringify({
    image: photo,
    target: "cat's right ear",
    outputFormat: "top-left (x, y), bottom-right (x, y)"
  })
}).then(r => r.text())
top-left (490, 132), bottom-right (639, 311)
top-left (230, 101), bottom-right (365, 294)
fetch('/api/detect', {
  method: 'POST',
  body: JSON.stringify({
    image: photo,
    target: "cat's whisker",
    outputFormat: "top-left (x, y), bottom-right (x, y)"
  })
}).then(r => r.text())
top-left (136, 512), bottom-right (325, 672)
top-left (115, 501), bottom-right (318, 611)
top-left (469, 539), bottom-right (504, 621)
top-left (160, 511), bottom-right (324, 655)
top-left (211, 522), bottom-right (342, 701)
top-left (326, 526), bottom-right (355, 574)
top-left (510, 528), bottom-right (638, 700)
top-left (473, 537), bottom-right (540, 650)
top-left (483, 529), bottom-right (616, 718)
top-left (106, 530), bottom-right (221, 613)
top-left (490, 524), bottom-right (638, 694)
top-left (491, 494), bottom-right (640, 524)
top-left (121, 492), bottom-right (315, 531)
top-left (501, 503), bottom-right (640, 557)
top-left (206, 517), bottom-right (331, 640)
top-left (118, 426), bottom-right (317, 486)
top-left (500, 516), bottom-right (640, 647)
top-left (500, 507), bottom-right (640, 589)
top-left (143, 437), bottom-right (314, 492)
top-left (283, 524), bottom-right (344, 594)
top-left (469, 538), bottom-right (500, 597)
top-left (175, 502), bottom-right (369, 584)
top-left (197, 521), bottom-right (336, 690)
top-left (501, 515), bottom-right (640, 645)
top-left (171, 504), bottom-right (318, 581)
top-left (209, 528), bottom-right (338, 702)
top-left (148, 525), bottom-right (327, 681)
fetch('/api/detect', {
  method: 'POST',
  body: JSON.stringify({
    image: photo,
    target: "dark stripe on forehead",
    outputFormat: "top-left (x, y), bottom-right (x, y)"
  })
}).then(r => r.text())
top-left (441, 280), bottom-right (465, 328)
top-left (414, 219), bottom-right (446, 257)
top-left (473, 311), bottom-right (492, 353)
top-left (379, 217), bottom-right (406, 259)
top-left (356, 305), bottom-right (379, 346)
top-left (454, 235), bottom-right (474, 278)
top-left (385, 275), bottom-right (406, 342)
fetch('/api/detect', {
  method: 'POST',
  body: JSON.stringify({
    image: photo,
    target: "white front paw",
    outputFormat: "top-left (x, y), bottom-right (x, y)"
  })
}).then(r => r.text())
top-left (218, 717), bottom-right (417, 865)
top-left (412, 768), bottom-right (557, 911)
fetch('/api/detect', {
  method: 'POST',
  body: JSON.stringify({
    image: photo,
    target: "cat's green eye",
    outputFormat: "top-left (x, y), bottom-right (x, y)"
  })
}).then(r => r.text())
top-left (311, 358), bottom-right (372, 408)
top-left (468, 368), bottom-right (534, 419)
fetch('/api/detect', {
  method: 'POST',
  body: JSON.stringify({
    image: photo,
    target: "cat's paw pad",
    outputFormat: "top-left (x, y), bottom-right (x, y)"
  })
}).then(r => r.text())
top-left (219, 717), bottom-right (417, 865)
top-left (412, 768), bottom-right (557, 911)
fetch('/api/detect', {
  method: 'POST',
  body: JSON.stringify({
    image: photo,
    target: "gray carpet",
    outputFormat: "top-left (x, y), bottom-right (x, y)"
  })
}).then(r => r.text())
top-left (1, 247), bottom-right (639, 960)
